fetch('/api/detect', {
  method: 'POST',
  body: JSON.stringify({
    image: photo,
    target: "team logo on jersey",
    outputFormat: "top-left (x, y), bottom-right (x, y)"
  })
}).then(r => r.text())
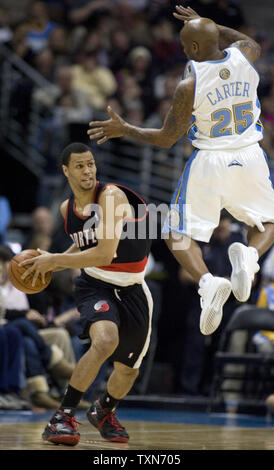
top-left (219, 68), bottom-right (230, 80)
top-left (168, 208), bottom-right (180, 228)
top-left (94, 300), bottom-right (110, 312)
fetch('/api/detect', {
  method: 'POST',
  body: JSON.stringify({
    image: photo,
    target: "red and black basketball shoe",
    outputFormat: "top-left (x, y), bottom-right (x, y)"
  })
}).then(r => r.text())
top-left (86, 399), bottom-right (129, 443)
top-left (42, 409), bottom-right (80, 446)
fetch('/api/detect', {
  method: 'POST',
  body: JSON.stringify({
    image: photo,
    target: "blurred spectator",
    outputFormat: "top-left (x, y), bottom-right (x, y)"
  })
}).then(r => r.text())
top-left (145, 97), bottom-right (172, 128)
top-left (0, 0), bottom-right (32, 26)
top-left (117, 73), bottom-right (143, 117)
top-left (33, 47), bottom-right (56, 81)
top-left (48, 26), bottom-right (71, 67)
top-left (154, 65), bottom-right (182, 102)
top-left (255, 31), bottom-right (274, 99)
top-left (10, 23), bottom-right (35, 65)
top-left (124, 100), bottom-right (144, 127)
top-left (71, 50), bottom-right (117, 111)
top-left (210, 0), bottom-right (245, 29)
top-left (252, 247), bottom-right (274, 352)
top-left (24, 206), bottom-right (54, 249)
top-left (178, 0), bottom-right (245, 29)
top-left (66, 0), bottom-right (114, 29)
top-left (118, 0), bottom-right (149, 10)
top-left (151, 19), bottom-right (182, 73)
top-left (261, 247), bottom-right (274, 285)
top-left (42, 0), bottom-right (67, 23)
top-left (0, 244), bottom-right (75, 408)
top-left (28, 233), bottom-right (52, 251)
top-left (109, 28), bottom-right (133, 74)
top-left (33, 65), bottom-right (92, 168)
top-left (0, 196), bottom-right (12, 245)
top-left (0, 278), bottom-right (29, 409)
top-left (0, 325), bottom-right (30, 410)
top-left (127, 46), bottom-right (156, 118)
top-left (0, 8), bottom-right (12, 44)
top-left (24, 1), bottom-right (57, 53)
top-left (33, 65), bottom-right (91, 112)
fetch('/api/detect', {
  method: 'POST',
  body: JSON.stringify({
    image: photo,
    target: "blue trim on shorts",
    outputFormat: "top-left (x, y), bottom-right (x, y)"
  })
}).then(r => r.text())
top-left (162, 149), bottom-right (199, 234)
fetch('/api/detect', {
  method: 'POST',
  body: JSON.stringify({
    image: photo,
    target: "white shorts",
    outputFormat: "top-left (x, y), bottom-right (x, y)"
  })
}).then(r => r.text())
top-left (163, 143), bottom-right (274, 242)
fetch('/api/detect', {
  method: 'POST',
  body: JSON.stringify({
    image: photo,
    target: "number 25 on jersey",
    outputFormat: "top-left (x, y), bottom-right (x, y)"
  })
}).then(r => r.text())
top-left (210, 101), bottom-right (254, 137)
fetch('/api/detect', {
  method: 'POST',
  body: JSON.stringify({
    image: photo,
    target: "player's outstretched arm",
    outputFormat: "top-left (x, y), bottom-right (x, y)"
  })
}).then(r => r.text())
top-left (88, 76), bottom-right (194, 148)
top-left (173, 4), bottom-right (261, 63)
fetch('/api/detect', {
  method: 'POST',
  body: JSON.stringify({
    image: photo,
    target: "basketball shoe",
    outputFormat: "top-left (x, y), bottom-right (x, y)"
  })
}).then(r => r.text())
top-left (86, 399), bottom-right (129, 443)
top-left (228, 242), bottom-right (259, 302)
top-left (199, 273), bottom-right (232, 335)
top-left (42, 409), bottom-right (80, 446)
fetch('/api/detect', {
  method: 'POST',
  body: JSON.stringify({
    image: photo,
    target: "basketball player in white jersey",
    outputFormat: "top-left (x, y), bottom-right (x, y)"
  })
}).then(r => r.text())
top-left (88, 4), bottom-right (274, 336)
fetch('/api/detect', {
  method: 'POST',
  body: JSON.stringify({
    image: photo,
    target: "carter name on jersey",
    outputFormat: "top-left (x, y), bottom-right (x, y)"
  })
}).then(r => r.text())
top-left (207, 80), bottom-right (250, 106)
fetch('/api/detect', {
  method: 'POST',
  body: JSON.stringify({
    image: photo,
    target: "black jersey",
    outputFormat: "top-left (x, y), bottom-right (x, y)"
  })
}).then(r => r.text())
top-left (64, 181), bottom-right (152, 286)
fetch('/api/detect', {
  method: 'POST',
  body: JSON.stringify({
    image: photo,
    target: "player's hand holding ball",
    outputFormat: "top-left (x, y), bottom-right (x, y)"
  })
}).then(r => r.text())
top-left (8, 249), bottom-right (54, 294)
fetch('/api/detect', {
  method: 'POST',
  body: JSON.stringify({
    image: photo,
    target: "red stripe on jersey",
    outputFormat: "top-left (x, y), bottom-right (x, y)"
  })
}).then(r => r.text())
top-left (98, 256), bottom-right (148, 273)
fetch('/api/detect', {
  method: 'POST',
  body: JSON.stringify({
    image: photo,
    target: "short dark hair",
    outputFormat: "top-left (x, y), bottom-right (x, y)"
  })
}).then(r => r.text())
top-left (0, 244), bottom-right (14, 262)
top-left (61, 142), bottom-right (93, 166)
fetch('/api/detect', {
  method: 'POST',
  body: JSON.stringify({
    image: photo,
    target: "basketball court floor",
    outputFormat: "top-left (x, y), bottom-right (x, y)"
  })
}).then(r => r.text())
top-left (0, 406), bottom-right (274, 452)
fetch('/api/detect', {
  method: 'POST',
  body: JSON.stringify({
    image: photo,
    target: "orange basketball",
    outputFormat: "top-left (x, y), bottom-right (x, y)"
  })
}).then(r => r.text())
top-left (8, 249), bottom-right (52, 294)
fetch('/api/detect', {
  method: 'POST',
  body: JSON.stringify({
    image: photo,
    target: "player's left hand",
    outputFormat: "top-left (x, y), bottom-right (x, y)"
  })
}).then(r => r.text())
top-left (20, 249), bottom-right (56, 286)
top-left (87, 106), bottom-right (126, 144)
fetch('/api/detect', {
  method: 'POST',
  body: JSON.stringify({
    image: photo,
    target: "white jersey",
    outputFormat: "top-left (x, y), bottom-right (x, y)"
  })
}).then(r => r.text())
top-left (187, 47), bottom-right (263, 150)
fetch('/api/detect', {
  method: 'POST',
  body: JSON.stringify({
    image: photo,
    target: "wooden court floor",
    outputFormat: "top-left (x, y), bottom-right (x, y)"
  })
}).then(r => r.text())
top-left (1, 417), bottom-right (274, 450)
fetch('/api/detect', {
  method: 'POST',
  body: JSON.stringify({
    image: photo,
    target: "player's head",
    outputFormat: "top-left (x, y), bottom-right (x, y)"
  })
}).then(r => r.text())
top-left (61, 142), bottom-right (97, 192)
top-left (180, 18), bottom-right (220, 61)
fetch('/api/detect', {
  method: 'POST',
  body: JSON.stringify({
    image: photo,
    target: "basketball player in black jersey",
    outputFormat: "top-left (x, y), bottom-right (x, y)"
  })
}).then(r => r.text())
top-left (20, 142), bottom-right (153, 445)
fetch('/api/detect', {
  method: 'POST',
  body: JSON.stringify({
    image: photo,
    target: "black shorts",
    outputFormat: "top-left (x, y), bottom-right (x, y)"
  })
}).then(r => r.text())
top-left (74, 272), bottom-right (153, 369)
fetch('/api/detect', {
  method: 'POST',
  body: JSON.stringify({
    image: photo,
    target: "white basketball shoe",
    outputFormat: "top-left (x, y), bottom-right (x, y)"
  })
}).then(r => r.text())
top-left (199, 273), bottom-right (232, 336)
top-left (228, 242), bottom-right (260, 302)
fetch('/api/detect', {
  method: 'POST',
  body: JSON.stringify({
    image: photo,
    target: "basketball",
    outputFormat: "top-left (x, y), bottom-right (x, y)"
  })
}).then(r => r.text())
top-left (8, 249), bottom-right (52, 294)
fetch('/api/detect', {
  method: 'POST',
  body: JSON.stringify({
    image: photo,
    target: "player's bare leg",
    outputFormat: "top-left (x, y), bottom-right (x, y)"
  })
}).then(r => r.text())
top-left (107, 361), bottom-right (139, 399)
top-left (165, 232), bottom-right (208, 283)
top-left (229, 223), bottom-right (274, 302)
top-left (247, 222), bottom-right (274, 257)
top-left (165, 232), bottom-right (231, 335)
top-left (70, 321), bottom-right (119, 392)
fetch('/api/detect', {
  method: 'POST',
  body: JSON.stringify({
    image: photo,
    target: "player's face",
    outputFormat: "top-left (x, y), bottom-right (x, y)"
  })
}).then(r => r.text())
top-left (64, 151), bottom-right (97, 191)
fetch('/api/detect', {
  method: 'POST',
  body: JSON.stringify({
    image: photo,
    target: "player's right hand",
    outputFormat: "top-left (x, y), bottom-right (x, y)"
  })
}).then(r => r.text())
top-left (88, 106), bottom-right (126, 145)
top-left (173, 5), bottom-right (201, 23)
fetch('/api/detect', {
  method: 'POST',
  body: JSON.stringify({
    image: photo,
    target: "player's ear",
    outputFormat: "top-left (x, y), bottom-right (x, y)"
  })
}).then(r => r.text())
top-left (62, 164), bottom-right (69, 178)
top-left (192, 41), bottom-right (199, 54)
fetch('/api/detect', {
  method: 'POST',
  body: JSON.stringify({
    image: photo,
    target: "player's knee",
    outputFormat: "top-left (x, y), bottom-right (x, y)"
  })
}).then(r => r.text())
top-left (91, 329), bottom-right (119, 359)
